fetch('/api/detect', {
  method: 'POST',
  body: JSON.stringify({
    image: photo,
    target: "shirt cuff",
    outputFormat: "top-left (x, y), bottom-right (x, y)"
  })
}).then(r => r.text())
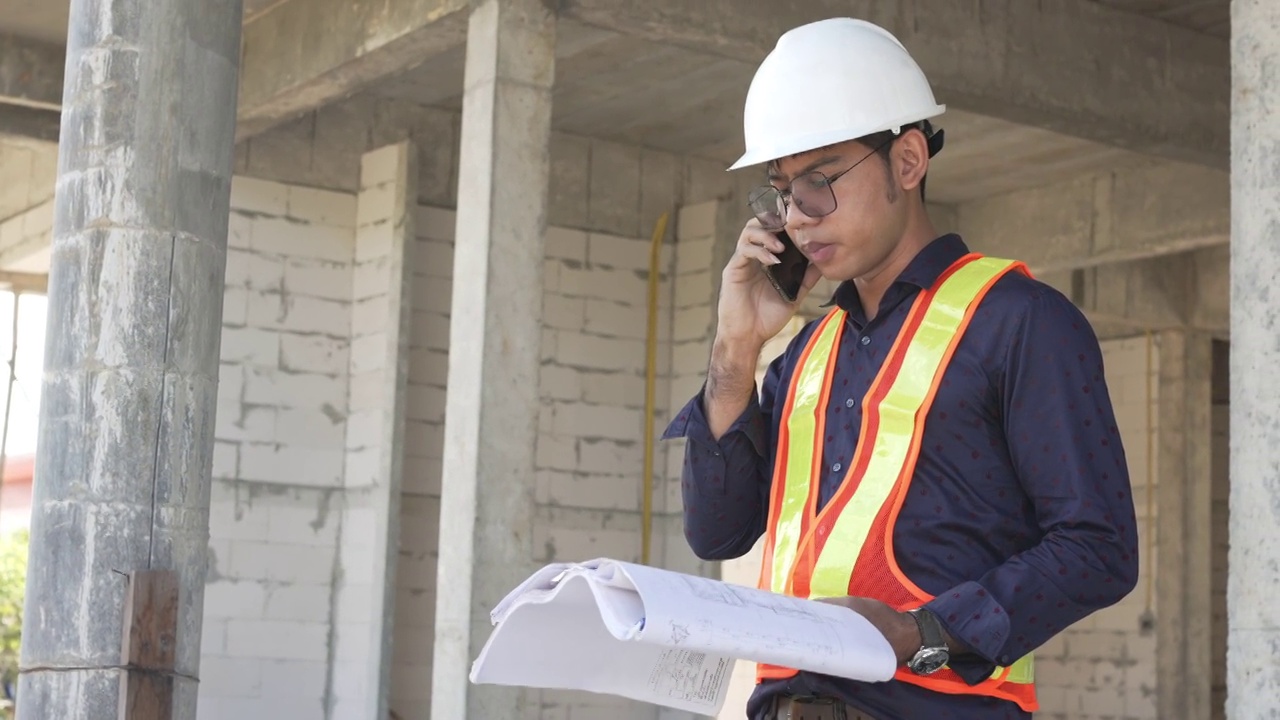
top-left (925, 581), bottom-right (1011, 684)
top-left (662, 385), bottom-right (767, 453)
top-left (661, 385), bottom-right (768, 493)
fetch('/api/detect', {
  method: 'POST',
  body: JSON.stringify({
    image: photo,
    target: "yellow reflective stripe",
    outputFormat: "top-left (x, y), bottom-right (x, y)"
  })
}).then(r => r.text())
top-left (769, 310), bottom-right (844, 594)
top-left (810, 257), bottom-right (1016, 596)
top-left (1001, 654), bottom-right (1034, 684)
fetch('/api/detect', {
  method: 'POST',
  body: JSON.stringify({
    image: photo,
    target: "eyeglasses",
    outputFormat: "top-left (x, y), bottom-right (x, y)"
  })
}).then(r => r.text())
top-left (747, 138), bottom-right (893, 232)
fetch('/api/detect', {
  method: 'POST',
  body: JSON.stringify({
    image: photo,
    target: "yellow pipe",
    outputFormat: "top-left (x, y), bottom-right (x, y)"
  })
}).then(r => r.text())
top-left (642, 211), bottom-right (669, 566)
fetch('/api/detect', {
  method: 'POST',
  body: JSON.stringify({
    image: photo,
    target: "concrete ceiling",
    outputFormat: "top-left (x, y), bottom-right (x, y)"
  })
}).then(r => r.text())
top-left (1088, 0), bottom-right (1229, 37)
top-left (0, 0), bottom-right (281, 42)
top-left (0, 0), bottom-right (1219, 207)
top-left (368, 19), bottom-right (1149, 205)
top-left (1, 2), bottom-right (67, 44)
top-left (0, 0), bottom-right (1231, 45)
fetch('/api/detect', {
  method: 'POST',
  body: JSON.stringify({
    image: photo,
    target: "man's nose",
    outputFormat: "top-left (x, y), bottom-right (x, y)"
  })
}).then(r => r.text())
top-left (785, 196), bottom-right (818, 231)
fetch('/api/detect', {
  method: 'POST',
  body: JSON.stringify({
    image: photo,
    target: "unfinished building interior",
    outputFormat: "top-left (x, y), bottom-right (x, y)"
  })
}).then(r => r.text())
top-left (0, 0), bottom-right (1274, 718)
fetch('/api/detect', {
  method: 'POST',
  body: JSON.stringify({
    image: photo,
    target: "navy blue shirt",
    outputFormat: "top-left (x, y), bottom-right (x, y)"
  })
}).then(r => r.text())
top-left (662, 235), bottom-right (1140, 720)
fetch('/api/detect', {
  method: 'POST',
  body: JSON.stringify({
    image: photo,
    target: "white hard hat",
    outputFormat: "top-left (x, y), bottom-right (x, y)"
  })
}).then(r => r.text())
top-left (729, 18), bottom-right (946, 171)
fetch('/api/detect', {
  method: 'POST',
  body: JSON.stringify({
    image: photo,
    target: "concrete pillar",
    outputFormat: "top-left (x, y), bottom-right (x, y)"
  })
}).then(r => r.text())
top-left (18, 0), bottom-right (243, 717)
top-left (329, 142), bottom-right (417, 718)
top-left (1155, 330), bottom-right (1213, 720)
top-left (1229, 1), bottom-right (1280, 716)
top-left (430, 1), bottom-right (556, 718)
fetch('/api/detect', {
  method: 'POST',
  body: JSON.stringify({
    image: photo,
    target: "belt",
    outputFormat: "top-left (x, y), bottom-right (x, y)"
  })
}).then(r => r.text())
top-left (765, 696), bottom-right (878, 720)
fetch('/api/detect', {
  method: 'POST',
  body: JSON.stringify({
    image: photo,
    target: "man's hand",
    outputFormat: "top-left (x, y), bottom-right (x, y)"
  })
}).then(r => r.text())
top-left (815, 597), bottom-right (920, 664)
top-left (815, 596), bottom-right (963, 665)
top-left (703, 220), bottom-right (823, 439)
top-left (716, 219), bottom-right (823, 352)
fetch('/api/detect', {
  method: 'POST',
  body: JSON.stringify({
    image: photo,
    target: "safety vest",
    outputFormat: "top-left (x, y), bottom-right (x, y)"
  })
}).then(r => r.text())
top-left (756, 253), bottom-right (1038, 712)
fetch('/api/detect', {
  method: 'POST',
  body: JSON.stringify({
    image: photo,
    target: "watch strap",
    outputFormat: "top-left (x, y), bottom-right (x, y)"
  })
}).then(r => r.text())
top-left (909, 607), bottom-right (946, 649)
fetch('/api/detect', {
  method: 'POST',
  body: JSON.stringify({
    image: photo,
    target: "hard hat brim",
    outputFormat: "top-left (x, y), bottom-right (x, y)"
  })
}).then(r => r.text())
top-left (726, 104), bottom-right (947, 172)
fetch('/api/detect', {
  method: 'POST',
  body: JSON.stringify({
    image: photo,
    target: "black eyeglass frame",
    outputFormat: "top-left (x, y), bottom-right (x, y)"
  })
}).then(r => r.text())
top-left (747, 135), bottom-right (897, 232)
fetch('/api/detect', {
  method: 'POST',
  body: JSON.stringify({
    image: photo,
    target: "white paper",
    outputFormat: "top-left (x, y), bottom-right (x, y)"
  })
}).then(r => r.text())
top-left (469, 558), bottom-right (897, 716)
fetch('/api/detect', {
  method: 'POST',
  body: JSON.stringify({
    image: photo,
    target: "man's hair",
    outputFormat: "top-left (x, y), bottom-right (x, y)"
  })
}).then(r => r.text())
top-left (857, 120), bottom-right (940, 203)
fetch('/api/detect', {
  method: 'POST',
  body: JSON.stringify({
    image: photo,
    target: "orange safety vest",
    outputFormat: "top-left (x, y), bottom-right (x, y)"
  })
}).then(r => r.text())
top-left (756, 253), bottom-right (1038, 712)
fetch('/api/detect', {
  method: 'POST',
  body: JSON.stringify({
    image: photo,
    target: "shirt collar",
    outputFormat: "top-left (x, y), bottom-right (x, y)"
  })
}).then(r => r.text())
top-left (823, 234), bottom-right (972, 317)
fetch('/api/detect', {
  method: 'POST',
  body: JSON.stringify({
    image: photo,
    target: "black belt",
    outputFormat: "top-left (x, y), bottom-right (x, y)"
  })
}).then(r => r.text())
top-left (764, 696), bottom-right (879, 720)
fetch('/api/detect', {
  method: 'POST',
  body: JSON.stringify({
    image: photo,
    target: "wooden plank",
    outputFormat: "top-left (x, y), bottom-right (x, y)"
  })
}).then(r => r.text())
top-left (117, 570), bottom-right (180, 720)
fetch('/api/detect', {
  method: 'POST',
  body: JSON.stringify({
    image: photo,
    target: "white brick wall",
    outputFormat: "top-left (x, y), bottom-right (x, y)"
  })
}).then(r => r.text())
top-left (0, 141), bottom-right (56, 221)
top-left (387, 204), bottom-right (453, 718)
top-left (204, 117), bottom-right (761, 720)
top-left (200, 175), bottom-right (357, 720)
top-left (0, 197), bottom-right (53, 271)
top-left (388, 202), bottom-right (686, 720)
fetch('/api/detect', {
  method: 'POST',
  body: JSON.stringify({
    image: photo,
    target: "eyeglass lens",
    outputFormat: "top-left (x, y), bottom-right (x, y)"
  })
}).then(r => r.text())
top-left (749, 172), bottom-right (839, 231)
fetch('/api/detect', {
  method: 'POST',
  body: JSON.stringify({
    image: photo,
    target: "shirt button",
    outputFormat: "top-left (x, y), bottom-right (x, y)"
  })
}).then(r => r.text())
top-left (860, 336), bottom-right (871, 346)
top-left (846, 398), bottom-right (855, 408)
top-left (832, 462), bottom-right (843, 473)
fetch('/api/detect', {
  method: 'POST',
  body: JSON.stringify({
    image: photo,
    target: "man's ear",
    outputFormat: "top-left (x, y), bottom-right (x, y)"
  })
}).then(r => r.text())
top-left (893, 129), bottom-right (930, 193)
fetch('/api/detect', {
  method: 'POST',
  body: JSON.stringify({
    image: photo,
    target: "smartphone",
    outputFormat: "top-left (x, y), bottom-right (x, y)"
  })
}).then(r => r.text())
top-left (762, 229), bottom-right (810, 303)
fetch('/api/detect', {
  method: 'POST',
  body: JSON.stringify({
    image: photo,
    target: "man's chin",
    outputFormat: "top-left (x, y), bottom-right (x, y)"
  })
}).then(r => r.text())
top-left (815, 258), bottom-right (860, 284)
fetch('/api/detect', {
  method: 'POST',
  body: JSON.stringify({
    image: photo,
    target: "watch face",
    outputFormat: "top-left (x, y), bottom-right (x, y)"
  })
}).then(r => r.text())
top-left (909, 647), bottom-right (950, 675)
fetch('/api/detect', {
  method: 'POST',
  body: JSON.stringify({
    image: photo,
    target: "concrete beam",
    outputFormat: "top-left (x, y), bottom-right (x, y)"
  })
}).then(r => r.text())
top-left (0, 270), bottom-right (47, 293)
top-left (235, 0), bottom-right (470, 140)
top-left (0, 106), bottom-right (60, 143)
top-left (957, 160), bottom-right (1228, 275)
top-left (560, 0), bottom-right (1229, 169)
top-left (1033, 246), bottom-right (1227, 340)
top-left (0, 33), bottom-right (64, 111)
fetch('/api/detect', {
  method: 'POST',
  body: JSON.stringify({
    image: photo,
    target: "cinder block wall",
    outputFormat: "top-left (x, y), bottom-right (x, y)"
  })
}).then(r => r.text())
top-left (389, 204), bottom-right (680, 719)
top-left (200, 175), bottom-right (358, 719)
top-left (220, 92), bottom-right (765, 720)
top-left (0, 197), bottom-right (52, 270)
top-left (0, 141), bottom-right (56, 256)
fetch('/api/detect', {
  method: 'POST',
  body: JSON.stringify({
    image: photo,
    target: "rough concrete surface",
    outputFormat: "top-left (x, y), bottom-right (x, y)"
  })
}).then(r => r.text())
top-left (17, 0), bottom-right (243, 717)
top-left (430, 1), bottom-right (557, 718)
top-left (1229, 0), bottom-right (1280, 718)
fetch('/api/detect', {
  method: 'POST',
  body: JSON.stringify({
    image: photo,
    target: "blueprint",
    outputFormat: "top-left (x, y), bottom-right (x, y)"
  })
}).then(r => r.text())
top-left (469, 558), bottom-right (897, 716)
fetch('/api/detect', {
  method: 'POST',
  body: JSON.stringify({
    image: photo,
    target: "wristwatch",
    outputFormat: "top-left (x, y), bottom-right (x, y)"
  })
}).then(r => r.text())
top-left (905, 607), bottom-right (950, 675)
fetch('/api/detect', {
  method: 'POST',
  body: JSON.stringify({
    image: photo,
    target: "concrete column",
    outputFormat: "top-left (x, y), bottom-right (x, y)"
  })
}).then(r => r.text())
top-left (1155, 330), bottom-right (1213, 720)
top-left (18, 0), bottom-right (243, 717)
top-left (329, 142), bottom-right (417, 718)
top-left (430, 1), bottom-right (556, 718)
top-left (1229, 1), bottom-right (1280, 717)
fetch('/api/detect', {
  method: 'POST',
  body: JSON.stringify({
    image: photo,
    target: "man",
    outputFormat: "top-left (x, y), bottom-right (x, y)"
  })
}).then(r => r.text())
top-left (662, 17), bottom-right (1140, 720)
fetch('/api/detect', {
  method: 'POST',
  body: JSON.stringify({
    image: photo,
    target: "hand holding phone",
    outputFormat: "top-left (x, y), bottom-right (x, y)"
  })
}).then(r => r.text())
top-left (761, 229), bottom-right (811, 303)
top-left (715, 221), bottom-right (818, 355)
